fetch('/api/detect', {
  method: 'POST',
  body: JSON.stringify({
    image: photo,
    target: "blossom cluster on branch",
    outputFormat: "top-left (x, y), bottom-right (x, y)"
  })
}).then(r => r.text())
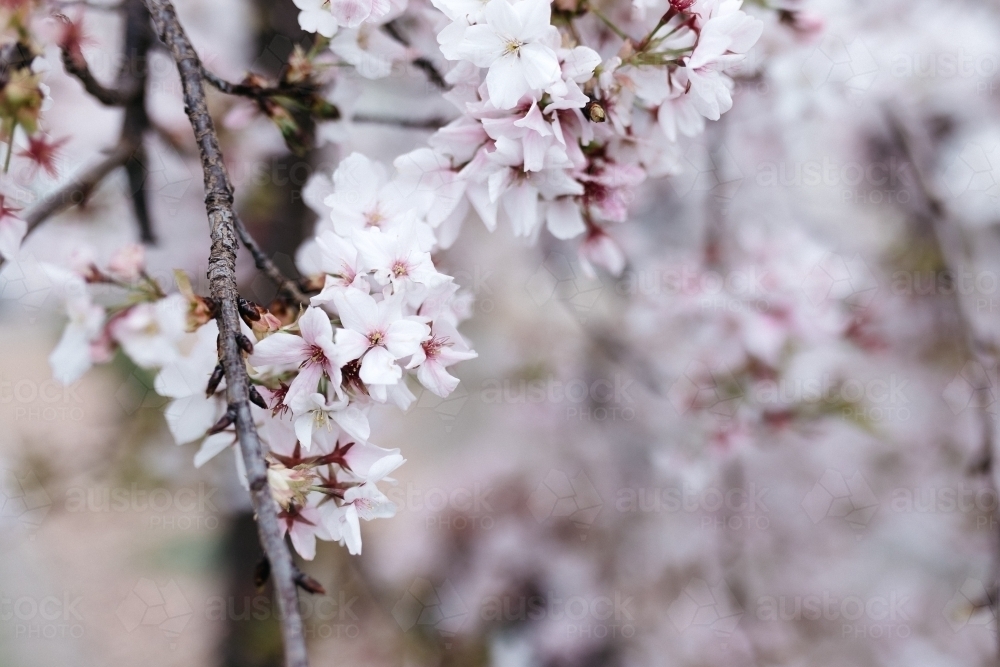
top-left (299, 0), bottom-right (763, 273)
top-left (11, 0), bottom-right (765, 563)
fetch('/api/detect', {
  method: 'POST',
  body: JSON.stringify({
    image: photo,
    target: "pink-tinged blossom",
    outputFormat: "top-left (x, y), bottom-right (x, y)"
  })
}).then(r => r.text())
top-left (155, 320), bottom-right (227, 445)
top-left (352, 224), bottom-right (448, 295)
top-left (332, 288), bottom-right (430, 387)
top-left (323, 153), bottom-right (433, 247)
top-left (579, 227), bottom-right (626, 277)
top-left (307, 230), bottom-right (369, 307)
top-left (330, 25), bottom-right (413, 79)
top-left (249, 307), bottom-right (342, 406)
top-left (293, 0), bottom-right (339, 36)
top-left (321, 482), bottom-right (396, 555)
top-left (407, 323), bottom-right (478, 397)
top-left (279, 504), bottom-right (330, 561)
top-left (109, 293), bottom-right (188, 369)
top-left (106, 243), bottom-right (146, 283)
top-left (49, 290), bottom-right (106, 385)
top-left (288, 390), bottom-right (371, 451)
top-left (335, 440), bottom-right (406, 484)
top-left (452, 0), bottom-right (562, 109)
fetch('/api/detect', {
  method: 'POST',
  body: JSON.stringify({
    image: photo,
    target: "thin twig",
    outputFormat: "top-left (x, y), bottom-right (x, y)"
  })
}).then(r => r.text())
top-left (142, 2), bottom-right (309, 667)
top-left (352, 112), bottom-right (447, 130)
top-left (234, 215), bottom-right (310, 307)
top-left (381, 20), bottom-right (450, 90)
top-left (23, 139), bottom-right (136, 233)
top-left (119, 0), bottom-right (156, 243)
top-left (201, 66), bottom-right (304, 99)
top-left (60, 49), bottom-right (140, 106)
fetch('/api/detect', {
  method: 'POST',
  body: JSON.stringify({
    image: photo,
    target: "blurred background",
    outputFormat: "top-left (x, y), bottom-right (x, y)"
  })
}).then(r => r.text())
top-left (3, 0), bottom-right (1000, 665)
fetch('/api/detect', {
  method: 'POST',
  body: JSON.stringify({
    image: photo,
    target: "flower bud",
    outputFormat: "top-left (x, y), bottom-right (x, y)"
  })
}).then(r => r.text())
top-left (584, 100), bottom-right (606, 123)
top-left (107, 243), bottom-right (145, 283)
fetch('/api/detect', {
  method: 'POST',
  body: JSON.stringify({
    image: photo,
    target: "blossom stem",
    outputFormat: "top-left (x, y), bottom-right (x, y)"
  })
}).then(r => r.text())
top-left (3, 120), bottom-right (15, 173)
top-left (142, 1), bottom-right (310, 665)
top-left (586, 4), bottom-right (631, 42)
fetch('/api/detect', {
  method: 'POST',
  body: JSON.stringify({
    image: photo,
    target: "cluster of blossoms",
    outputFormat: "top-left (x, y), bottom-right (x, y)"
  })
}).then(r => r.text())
top-left (626, 230), bottom-right (873, 452)
top-left (31, 0), bottom-right (765, 561)
top-left (296, 0), bottom-right (763, 272)
top-left (42, 187), bottom-right (476, 558)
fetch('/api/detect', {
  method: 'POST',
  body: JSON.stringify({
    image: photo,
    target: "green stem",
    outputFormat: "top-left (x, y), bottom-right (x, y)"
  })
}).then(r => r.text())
top-left (3, 120), bottom-right (16, 173)
top-left (588, 4), bottom-right (631, 41)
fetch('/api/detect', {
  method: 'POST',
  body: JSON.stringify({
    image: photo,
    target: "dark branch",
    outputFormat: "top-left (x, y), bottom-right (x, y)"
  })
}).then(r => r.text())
top-left (234, 215), bottom-right (310, 307)
top-left (142, 2), bottom-right (309, 666)
top-left (201, 66), bottom-right (291, 99)
top-left (60, 49), bottom-right (140, 106)
top-left (352, 112), bottom-right (448, 130)
top-left (23, 140), bottom-right (136, 233)
top-left (382, 20), bottom-right (450, 90)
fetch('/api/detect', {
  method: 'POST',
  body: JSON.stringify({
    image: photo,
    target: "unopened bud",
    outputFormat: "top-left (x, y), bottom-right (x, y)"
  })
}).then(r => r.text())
top-left (248, 385), bottom-right (268, 410)
top-left (206, 363), bottom-right (224, 396)
top-left (236, 333), bottom-right (254, 354)
top-left (585, 100), bottom-right (606, 123)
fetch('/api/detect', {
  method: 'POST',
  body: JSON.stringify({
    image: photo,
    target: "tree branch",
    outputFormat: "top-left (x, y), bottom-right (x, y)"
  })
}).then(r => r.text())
top-left (60, 49), bottom-right (140, 106)
top-left (23, 139), bottom-right (136, 233)
top-left (352, 112), bottom-right (447, 129)
top-left (234, 215), bottom-right (310, 307)
top-left (201, 66), bottom-right (302, 99)
top-left (382, 20), bottom-right (450, 90)
top-left (142, 2), bottom-right (309, 666)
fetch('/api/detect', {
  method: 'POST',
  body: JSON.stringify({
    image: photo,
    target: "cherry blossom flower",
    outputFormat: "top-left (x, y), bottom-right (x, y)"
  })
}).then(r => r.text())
top-left (249, 307), bottom-right (343, 406)
top-left (323, 153), bottom-right (430, 244)
top-left (109, 293), bottom-right (188, 369)
top-left (155, 320), bottom-right (227, 445)
top-left (49, 289), bottom-right (105, 385)
top-left (293, 0), bottom-right (339, 37)
top-left (279, 504), bottom-right (330, 560)
top-left (321, 482), bottom-right (396, 554)
top-left (407, 324), bottom-right (478, 397)
top-left (453, 0), bottom-right (562, 109)
top-left (305, 230), bottom-right (369, 307)
top-left (332, 288), bottom-right (430, 387)
top-left (287, 389), bottom-right (371, 451)
top-left (352, 224), bottom-right (448, 294)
